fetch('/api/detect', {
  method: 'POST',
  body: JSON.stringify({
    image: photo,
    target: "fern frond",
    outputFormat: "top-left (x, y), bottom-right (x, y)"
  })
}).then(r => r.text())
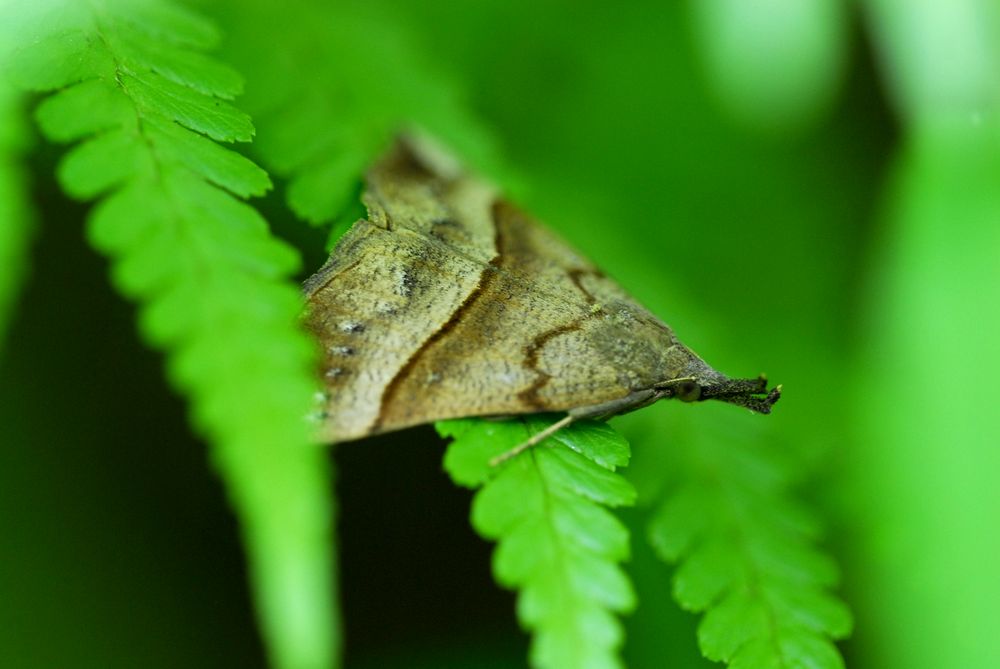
top-left (645, 406), bottom-right (851, 668)
top-left (5, 2), bottom-right (338, 667)
top-left (217, 3), bottom-right (503, 234)
top-left (441, 417), bottom-right (637, 669)
top-left (0, 82), bottom-right (34, 350)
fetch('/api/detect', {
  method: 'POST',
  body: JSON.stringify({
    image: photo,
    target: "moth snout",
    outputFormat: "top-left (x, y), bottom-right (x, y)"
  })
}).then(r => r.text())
top-left (656, 368), bottom-right (781, 414)
top-left (701, 374), bottom-right (782, 414)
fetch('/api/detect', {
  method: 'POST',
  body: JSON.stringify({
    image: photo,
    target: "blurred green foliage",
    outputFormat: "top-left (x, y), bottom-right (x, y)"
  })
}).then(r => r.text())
top-left (0, 71), bottom-right (33, 350)
top-left (2, 0), bottom-right (998, 668)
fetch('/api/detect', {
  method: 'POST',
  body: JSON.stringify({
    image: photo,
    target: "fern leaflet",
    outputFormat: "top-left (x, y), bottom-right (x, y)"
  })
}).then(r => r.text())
top-left (441, 417), bottom-right (637, 669)
top-left (645, 406), bottom-right (852, 668)
top-left (5, 2), bottom-right (338, 667)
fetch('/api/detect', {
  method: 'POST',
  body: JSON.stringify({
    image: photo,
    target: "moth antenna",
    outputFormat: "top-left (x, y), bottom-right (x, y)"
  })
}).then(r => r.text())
top-left (489, 414), bottom-right (576, 467)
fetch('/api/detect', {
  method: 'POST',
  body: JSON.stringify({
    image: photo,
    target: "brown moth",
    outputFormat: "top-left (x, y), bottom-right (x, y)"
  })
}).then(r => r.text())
top-left (304, 135), bottom-right (780, 456)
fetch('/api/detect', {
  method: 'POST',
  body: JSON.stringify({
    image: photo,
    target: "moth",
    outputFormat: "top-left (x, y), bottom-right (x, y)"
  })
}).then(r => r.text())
top-left (304, 135), bottom-right (780, 459)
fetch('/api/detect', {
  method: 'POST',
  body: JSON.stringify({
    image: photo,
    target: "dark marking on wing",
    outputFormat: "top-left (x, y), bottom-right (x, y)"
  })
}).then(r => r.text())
top-left (372, 205), bottom-right (508, 430)
top-left (568, 268), bottom-right (600, 305)
top-left (517, 322), bottom-right (585, 409)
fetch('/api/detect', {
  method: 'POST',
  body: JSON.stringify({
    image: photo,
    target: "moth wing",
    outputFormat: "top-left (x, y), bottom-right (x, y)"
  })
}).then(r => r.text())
top-left (306, 138), bottom-right (677, 441)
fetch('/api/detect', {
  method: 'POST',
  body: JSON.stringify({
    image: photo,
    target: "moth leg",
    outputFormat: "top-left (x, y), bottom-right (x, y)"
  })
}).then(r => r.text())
top-left (479, 414), bottom-right (519, 423)
top-left (488, 390), bottom-right (659, 467)
top-left (489, 415), bottom-right (575, 467)
top-left (569, 389), bottom-right (660, 421)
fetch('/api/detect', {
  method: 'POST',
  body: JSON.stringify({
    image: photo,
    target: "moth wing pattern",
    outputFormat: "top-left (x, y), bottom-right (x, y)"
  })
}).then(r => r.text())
top-left (305, 136), bottom-right (682, 442)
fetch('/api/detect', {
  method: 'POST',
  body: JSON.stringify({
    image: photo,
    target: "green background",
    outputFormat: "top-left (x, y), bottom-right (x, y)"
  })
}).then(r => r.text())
top-left (2, 0), bottom-right (998, 667)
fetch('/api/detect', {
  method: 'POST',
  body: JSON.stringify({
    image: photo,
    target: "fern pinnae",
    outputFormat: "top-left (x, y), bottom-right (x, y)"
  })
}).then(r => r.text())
top-left (441, 417), bottom-right (637, 669)
top-left (646, 408), bottom-right (851, 669)
top-left (6, 2), bottom-right (339, 668)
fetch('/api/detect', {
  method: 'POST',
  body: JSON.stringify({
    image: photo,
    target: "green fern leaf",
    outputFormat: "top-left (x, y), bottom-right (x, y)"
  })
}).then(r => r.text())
top-left (5, 2), bottom-right (338, 668)
top-left (0, 82), bottom-right (34, 350)
top-left (114, 28), bottom-right (244, 99)
top-left (441, 417), bottom-right (637, 669)
top-left (34, 78), bottom-right (132, 141)
top-left (128, 71), bottom-right (252, 141)
top-left (645, 407), bottom-right (851, 669)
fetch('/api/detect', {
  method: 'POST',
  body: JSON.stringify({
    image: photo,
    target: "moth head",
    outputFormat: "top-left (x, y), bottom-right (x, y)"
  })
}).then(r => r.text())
top-left (658, 345), bottom-right (782, 413)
